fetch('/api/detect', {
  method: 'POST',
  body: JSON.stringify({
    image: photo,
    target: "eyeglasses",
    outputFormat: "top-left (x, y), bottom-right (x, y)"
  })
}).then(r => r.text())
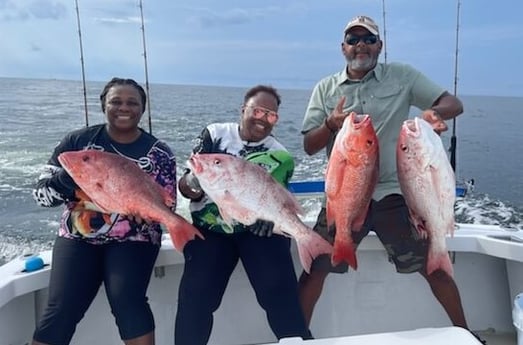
top-left (245, 105), bottom-right (279, 124)
top-left (345, 34), bottom-right (378, 46)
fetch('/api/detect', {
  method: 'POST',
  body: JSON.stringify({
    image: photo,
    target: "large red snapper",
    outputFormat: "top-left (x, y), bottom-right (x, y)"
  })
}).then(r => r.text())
top-left (325, 112), bottom-right (379, 269)
top-left (396, 117), bottom-right (455, 277)
top-left (188, 153), bottom-right (333, 273)
top-left (58, 150), bottom-right (203, 252)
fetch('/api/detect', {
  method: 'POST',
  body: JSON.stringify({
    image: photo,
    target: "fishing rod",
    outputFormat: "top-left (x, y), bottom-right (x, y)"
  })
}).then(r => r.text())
top-left (449, 0), bottom-right (461, 171)
top-left (139, 0), bottom-right (152, 134)
top-left (74, 0), bottom-right (89, 127)
top-left (381, 0), bottom-right (388, 64)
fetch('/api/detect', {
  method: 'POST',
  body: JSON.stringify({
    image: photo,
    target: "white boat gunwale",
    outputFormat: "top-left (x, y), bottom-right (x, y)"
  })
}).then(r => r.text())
top-left (1, 182), bottom-right (521, 345)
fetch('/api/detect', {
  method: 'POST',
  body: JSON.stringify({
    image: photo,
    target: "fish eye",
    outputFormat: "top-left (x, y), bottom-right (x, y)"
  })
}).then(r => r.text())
top-left (213, 159), bottom-right (221, 165)
top-left (82, 155), bottom-right (89, 162)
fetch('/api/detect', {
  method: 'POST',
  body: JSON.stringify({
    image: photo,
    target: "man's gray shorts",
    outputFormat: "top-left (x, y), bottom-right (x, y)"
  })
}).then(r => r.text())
top-left (309, 195), bottom-right (429, 274)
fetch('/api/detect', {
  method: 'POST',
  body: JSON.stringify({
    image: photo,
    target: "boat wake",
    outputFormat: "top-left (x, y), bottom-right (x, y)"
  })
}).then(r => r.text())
top-left (0, 234), bottom-right (53, 266)
top-left (456, 193), bottom-right (523, 231)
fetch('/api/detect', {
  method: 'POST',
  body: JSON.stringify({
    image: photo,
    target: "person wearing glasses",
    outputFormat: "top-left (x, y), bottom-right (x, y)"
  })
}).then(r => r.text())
top-left (297, 15), bottom-right (485, 343)
top-left (175, 85), bottom-right (312, 345)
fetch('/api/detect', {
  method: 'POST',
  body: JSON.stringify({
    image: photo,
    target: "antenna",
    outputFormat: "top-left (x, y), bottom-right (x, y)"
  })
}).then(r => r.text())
top-left (449, 0), bottom-right (461, 171)
top-left (139, 0), bottom-right (152, 134)
top-left (452, 0), bottom-right (461, 98)
top-left (74, 0), bottom-right (89, 127)
top-left (381, 0), bottom-right (388, 63)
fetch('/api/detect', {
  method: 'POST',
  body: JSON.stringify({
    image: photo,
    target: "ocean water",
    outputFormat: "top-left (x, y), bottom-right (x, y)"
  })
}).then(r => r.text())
top-left (0, 77), bottom-right (521, 264)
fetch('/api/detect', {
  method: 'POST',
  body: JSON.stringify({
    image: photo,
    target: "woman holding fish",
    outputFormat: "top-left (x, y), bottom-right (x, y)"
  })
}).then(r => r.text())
top-left (175, 85), bottom-right (313, 344)
top-left (31, 77), bottom-right (179, 345)
top-left (297, 15), bottom-right (485, 343)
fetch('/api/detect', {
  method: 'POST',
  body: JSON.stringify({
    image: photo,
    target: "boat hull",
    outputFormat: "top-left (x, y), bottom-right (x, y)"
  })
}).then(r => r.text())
top-left (1, 224), bottom-right (521, 344)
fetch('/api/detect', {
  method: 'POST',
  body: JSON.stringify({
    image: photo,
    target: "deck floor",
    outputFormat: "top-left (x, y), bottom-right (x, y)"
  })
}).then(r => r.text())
top-left (475, 330), bottom-right (517, 345)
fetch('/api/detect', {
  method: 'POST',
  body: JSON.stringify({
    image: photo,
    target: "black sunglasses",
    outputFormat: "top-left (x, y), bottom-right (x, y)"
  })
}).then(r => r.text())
top-left (345, 34), bottom-right (378, 46)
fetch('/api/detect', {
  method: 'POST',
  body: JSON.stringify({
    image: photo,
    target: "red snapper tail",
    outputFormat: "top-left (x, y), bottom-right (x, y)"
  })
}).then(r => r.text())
top-left (427, 250), bottom-right (454, 277)
top-left (331, 233), bottom-right (358, 270)
top-left (295, 231), bottom-right (333, 274)
top-left (165, 215), bottom-right (204, 252)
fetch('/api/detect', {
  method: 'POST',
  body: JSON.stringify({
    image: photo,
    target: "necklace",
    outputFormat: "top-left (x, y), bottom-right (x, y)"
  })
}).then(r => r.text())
top-left (109, 142), bottom-right (153, 173)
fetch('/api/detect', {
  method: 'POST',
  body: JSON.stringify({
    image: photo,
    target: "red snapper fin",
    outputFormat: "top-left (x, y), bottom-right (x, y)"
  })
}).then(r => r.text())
top-left (295, 229), bottom-right (333, 274)
top-left (166, 215), bottom-right (204, 252)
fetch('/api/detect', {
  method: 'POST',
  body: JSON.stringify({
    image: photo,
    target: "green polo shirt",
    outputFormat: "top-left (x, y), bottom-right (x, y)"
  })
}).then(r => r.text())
top-left (302, 62), bottom-right (445, 201)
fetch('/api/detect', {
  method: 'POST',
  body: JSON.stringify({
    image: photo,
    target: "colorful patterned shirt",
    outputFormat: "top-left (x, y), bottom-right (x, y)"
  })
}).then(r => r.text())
top-left (32, 124), bottom-right (176, 245)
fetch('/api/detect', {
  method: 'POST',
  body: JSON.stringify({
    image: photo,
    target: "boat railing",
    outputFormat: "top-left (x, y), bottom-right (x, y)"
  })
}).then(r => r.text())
top-left (287, 180), bottom-right (473, 199)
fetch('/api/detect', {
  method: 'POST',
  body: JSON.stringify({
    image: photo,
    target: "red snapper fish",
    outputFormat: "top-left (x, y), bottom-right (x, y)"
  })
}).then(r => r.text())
top-left (396, 117), bottom-right (455, 277)
top-left (188, 153), bottom-right (333, 273)
top-left (58, 150), bottom-right (203, 252)
top-left (325, 112), bottom-right (379, 269)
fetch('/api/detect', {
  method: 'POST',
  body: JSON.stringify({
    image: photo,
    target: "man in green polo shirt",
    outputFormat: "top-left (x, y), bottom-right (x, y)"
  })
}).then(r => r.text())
top-left (298, 14), bottom-right (485, 344)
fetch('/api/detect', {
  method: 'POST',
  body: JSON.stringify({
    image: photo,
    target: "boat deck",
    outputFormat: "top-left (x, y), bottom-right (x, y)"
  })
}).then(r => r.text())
top-left (256, 327), bottom-right (517, 344)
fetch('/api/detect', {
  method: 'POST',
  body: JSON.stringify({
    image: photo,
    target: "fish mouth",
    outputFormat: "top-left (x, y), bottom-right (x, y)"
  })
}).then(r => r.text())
top-left (398, 118), bottom-right (420, 152)
top-left (188, 154), bottom-right (203, 174)
top-left (352, 114), bottom-right (370, 129)
top-left (57, 153), bottom-right (72, 172)
top-left (57, 153), bottom-right (67, 167)
top-left (403, 118), bottom-right (421, 137)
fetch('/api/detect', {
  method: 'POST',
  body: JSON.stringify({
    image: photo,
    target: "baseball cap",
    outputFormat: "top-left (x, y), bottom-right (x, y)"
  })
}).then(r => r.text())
top-left (344, 15), bottom-right (379, 36)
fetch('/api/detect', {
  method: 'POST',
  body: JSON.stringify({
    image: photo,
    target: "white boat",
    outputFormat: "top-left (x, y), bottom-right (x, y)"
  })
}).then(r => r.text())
top-left (1, 182), bottom-right (522, 345)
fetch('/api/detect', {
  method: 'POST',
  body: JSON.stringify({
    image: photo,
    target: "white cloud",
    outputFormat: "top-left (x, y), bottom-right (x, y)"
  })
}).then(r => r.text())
top-left (0, 0), bottom-right (67, 21)
top-left (0, 0), bottom-right (522, 96)
top-left (93, 16), bottom-right (142, 25)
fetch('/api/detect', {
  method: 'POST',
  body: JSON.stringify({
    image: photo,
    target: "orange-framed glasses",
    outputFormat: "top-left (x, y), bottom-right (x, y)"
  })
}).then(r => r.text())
top-left (245, 105), bottom-right (279, 124)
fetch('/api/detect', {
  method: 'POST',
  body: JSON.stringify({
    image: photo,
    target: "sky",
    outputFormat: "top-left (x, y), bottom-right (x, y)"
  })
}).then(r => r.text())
top-left (1, 0), bottom-right (522, 97)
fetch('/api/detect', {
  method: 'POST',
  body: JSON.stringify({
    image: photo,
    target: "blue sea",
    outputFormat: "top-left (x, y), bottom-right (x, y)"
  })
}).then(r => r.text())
top-left (0, 77), bottom-right (521, 265)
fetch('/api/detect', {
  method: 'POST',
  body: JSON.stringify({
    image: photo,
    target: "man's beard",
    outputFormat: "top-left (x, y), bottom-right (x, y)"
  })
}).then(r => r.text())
top-left (347, 54), bottom-right (378, 72)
